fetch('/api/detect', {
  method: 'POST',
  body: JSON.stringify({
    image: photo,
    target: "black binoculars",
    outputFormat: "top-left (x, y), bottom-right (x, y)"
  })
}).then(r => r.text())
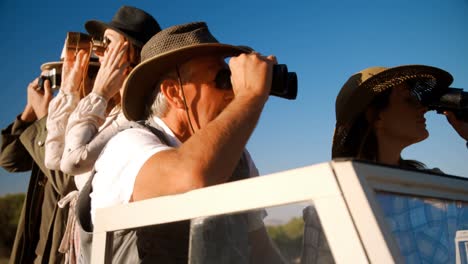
top-left (426, 87), bottom-right (468, 121)
top-left (215, 64), bottom-right (298, 100)
top-left (411, 79), bottom-right (468, 121)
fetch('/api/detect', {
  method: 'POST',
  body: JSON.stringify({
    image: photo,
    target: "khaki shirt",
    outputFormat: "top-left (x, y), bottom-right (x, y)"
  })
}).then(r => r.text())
top-left (1, 116), bottom-right (76, 264)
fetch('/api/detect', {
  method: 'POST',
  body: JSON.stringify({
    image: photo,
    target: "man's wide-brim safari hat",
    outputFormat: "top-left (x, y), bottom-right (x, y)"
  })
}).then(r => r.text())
top-left (122, 22), bottom-right (251, 121)
top-left (85, 5), bottom-right (161, 47)
top-left (332, 65), bottom-right (453, 158)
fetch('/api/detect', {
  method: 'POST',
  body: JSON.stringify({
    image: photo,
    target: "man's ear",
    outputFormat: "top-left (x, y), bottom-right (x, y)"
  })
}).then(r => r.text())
top-left (160, 79), bottom-right (185, 109)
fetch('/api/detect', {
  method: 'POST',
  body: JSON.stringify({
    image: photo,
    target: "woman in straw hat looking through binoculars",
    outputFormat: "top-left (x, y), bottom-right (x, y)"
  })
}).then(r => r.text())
top-left (330, 65), bottom-right (468, 263)
top-left (332, 65), bottom-right (467, 168)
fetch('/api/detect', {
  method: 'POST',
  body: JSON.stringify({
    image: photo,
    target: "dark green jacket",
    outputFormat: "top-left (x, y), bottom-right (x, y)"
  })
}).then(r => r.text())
top-left (0, 116), bottom-right (76, 264)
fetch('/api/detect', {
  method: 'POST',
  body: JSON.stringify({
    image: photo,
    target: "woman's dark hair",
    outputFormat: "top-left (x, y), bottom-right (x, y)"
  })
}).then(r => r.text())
top-left (128, 42), bottom-right (141, 67)
top-left (344, 88), bottom-right (391, 161)
top-left (344, 86), bottom-right (427, 169)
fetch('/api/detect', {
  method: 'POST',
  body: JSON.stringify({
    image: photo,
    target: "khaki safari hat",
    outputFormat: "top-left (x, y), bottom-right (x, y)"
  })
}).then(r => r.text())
top-left (85, 5), bottom-right (161, 47)
top-left (40, 58), bottom-right (100, 73)
top-left (332, 65), bottom-right (453, 158)
top-left (122, 22), bottom-right (251, 121)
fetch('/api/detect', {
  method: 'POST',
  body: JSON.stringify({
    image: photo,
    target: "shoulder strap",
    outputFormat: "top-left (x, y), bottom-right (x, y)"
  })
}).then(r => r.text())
top-left (76, 172), bottom-right (94, 232)
top-left (76, 119), bottom-right (171, 232)
top-left (136, 120), bottom-right (171, 146)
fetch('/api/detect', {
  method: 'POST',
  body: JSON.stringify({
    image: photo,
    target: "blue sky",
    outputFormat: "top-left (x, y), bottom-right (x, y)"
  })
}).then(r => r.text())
top-left (0, 0), bottom-right (467, 195)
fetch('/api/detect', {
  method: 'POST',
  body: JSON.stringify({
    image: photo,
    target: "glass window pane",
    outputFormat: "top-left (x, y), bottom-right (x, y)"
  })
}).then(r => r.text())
top-left (376, 191), bottom-right (468, 264)
top-left (189, 202), bottom-right (335, 264)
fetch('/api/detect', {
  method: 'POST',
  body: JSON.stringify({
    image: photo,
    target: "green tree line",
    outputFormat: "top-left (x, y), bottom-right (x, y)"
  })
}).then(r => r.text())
top-left (267, 217), bottom-right (304, 263)
top-left (1, 194), bottom-right (305, 263)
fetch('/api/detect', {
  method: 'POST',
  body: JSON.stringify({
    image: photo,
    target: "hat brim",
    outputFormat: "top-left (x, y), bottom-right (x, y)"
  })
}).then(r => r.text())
top-left (40, 61), bottom-right (63, 72)
top-left (332, 64), bottom-right (453, 159)
top-left (339, 64), bottom-right (453, 125)
top-left (85, 20), bottom-right (143, 47)
top-left (360, 65), bottom-right (453, 94)
top-left (40, 61), bottom-right (100, 72)
top-left (122, 44), bottom-right (249, 121)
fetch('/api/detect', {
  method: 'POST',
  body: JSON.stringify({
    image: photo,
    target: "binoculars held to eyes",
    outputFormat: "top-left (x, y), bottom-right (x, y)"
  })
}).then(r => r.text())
top-left (38, 32), bottom-right (104, 91)
top-left (410, 79), bottom-right (468, 121)
top-left (215, 64), bottom-right (298, 100)
top-left (426, 88), bottom-right (468, 122)
top-left (64, 32), bottom-right (107, 57)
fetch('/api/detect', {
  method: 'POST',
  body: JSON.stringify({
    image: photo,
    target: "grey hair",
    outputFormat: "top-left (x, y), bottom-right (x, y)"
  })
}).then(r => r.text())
top-left (145, 63), bottom-right (194, 119)
top-left (147, 82), bottom-right (169, 118)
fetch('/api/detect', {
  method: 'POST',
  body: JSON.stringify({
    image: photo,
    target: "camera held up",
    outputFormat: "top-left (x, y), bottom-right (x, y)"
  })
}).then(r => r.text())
top-left (215, 64), bottom-right (298, 100)
top-left (38, 68), bottom-right (61, 91)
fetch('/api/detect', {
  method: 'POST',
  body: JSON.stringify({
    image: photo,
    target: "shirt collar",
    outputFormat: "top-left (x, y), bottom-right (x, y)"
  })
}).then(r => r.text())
top-left (151, 116), bottom-right (182, 147)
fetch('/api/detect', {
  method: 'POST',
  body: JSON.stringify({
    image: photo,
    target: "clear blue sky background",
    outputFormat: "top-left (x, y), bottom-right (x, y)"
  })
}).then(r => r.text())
top-left (0, 0), bottom-right (467, 196)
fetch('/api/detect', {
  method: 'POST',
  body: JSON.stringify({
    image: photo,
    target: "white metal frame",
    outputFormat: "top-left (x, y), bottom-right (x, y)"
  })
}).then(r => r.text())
top-left (91, 160), bottom-right (468, 263)
top-left (455, 230), bottom-right (468, 264)
top-left (332, 160), bottom-right (468, 264)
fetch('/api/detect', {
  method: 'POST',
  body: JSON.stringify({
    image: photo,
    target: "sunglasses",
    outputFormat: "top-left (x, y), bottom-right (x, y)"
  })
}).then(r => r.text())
top-left (175, 66), bottom-right (233, 91)
top-left (214, 68), bottom-right (233, 90)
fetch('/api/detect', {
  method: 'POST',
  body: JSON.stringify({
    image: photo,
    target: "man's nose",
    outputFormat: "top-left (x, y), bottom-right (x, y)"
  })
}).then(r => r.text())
top-left (224, 90), bottom-right (235, 101)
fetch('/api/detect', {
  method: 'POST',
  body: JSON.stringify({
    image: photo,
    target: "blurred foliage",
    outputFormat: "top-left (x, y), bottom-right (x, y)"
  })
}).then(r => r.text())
top-left (0, 193), bottom-right (25, 261)
top-left (267, 217), bottom-right (304, 263)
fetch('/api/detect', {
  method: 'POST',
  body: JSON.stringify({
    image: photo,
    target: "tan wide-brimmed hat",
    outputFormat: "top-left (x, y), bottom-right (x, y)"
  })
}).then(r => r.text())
top-left (40, 59), bottom-right (100, 72)
top-left (40, 61), bottom-right (63, 72)
top-left (332, 65), bottom-right (453, 158)
top-left (122, 22), bottom-right (251, 121)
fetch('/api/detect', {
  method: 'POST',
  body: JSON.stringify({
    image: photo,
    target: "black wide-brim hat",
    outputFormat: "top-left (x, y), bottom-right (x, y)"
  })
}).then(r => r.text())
top-left (85, 6), bottom-right (161, 47)
top-left (332, 65), bottom-right (453, 158)
top-left (122, 22), bottom-right (251, 121)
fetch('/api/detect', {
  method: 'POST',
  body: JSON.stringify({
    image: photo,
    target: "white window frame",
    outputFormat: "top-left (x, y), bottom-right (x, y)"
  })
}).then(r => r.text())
top-left (91, 160), bottom-right (468, 263)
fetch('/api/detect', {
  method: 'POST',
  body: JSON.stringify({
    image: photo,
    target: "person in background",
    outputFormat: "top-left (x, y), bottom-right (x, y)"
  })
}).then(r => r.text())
top-left (329, 64), bottom-right (468, 263)
top-left (45, 5), bottom-right (161, 190)
top-left (0, 58), bottom-right (98, 263)
top-left (44, 6), bottom-right (161, 263)
top-left (331, 65), bottom-right (467, 167)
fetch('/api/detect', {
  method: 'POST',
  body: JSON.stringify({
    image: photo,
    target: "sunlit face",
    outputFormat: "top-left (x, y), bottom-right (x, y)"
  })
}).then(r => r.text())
top-left (375, 83), bottom-right (429, 147)
top-left (179, 56), bottom-right (234, 130)
top-left (96, 29), bottom-right (126, 64)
